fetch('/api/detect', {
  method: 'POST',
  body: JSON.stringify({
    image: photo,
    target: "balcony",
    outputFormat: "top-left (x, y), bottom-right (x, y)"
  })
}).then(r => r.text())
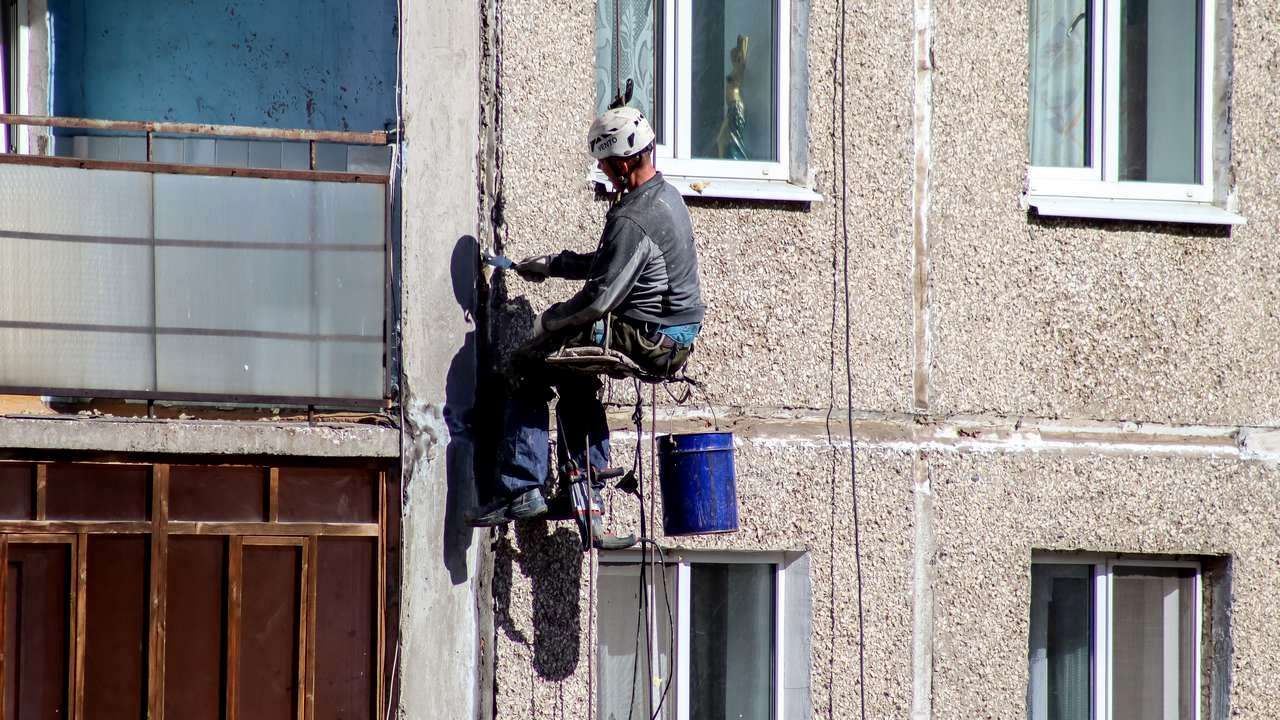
top-left (0, 114), bottom-right (392, 407)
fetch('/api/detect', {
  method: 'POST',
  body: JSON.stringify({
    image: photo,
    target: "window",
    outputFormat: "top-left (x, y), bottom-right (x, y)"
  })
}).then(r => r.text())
top-left (598, 555), bottom-right (787, 720)
top-left (1028, 556), bottom-right (1202, 720)
top-left (2, 0), bottom-right (16, 152)
top-left (595, 0), bottom-right (817, 200)
top-left (1025, 0), bottom-right (1242, 224)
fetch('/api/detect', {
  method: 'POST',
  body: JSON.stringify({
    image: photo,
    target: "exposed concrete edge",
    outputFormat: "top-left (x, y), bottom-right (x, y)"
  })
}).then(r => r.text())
top-left (910, 449), bottom-right (934, 720)
top-left (603, 406), bottom-right (1280, 461)
top-left (0, 415), bottom-right (399, 457)
top-left (910, 0), bottom-right (935, 413)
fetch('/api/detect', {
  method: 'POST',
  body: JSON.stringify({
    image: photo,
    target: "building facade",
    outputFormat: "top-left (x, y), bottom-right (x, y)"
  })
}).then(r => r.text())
top-left (1, 0), bottom-right (1277, 718)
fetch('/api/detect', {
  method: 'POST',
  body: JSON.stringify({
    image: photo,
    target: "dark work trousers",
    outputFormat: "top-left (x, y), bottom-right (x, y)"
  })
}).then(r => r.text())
top-left (494, 318), bottom-right (693, 499)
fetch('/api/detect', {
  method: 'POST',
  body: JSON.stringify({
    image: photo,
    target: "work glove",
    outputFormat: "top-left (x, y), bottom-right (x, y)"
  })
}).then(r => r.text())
top-left (515, 255), bottom-right (553, 283)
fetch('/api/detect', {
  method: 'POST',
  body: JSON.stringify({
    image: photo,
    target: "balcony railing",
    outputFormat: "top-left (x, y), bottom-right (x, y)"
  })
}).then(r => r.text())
top-left (0, 115), bottom-right (393, 407)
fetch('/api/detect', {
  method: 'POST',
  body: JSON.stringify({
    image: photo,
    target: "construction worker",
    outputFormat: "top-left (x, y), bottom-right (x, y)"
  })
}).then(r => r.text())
top-left (469, 106), bottom-right (705, 538)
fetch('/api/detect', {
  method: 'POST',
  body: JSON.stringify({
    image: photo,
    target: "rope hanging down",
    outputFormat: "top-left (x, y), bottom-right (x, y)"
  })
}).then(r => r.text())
top-left (830, 0), bottom-right (868, 716)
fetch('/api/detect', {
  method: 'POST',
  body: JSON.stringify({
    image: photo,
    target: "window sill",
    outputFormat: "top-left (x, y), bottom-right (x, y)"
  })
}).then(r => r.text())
top-left (1024, 194), bottom-right (1246, 226)
top-left (588, 169), bottom-right (822, 203)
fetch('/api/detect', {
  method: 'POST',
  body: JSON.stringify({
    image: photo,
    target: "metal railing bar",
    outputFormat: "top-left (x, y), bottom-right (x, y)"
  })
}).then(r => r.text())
top-left (0, 320), bottom-right (382, 344)
top-left (0, 113), bottom-right (389, 145)
top-left (0, 153), bottom-right (387, 184)
top-left (0, 229), bottom-right (383, 253)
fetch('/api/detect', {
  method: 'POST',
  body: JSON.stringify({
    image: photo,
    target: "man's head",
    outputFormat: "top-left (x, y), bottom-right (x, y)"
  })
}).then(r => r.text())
top-left (588, 107), bottom-right (656, 192)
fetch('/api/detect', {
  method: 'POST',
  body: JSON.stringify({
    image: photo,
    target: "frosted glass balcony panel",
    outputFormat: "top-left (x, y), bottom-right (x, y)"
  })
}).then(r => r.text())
top-left (317, 342), bottom-right (386, 400)
top-left (156, 335), bottom-right (317, 399)
top-left (314, 251), bottom-right (385, 337)
top-left (155, 247), bottom-right (313, 334)
top-left (0, 165), bottom-right (150, 237)
top-left (0, 238), bottom-right (152, 326)
top-left (0, 163), bottom-right (386, 402)
top-left (0, 328), bottom-right (154, 391)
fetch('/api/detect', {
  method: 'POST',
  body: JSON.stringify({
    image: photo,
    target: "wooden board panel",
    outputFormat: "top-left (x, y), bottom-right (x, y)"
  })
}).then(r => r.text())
top-left (5, 543), bottom-right (72, 720)
top-left (0, 465), bottom-right (33, 520)
top-left (238, 545), bottom-right (302, 720)
top-left (46, 465), bottom-right (149, 521)
top-left (164, 537), bottom-right (226, 720)
top-left (82, 536), bottom-right (149, 719)
top-left (170, 466), bottom-right (266, 522)
top-left (314, 538), bottom-right (376, 720)
top-left (277, 469), bottom-right (376, 524)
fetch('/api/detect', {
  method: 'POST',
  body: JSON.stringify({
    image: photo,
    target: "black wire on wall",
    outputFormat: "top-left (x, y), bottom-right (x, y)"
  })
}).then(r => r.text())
top-left (826, 0), bottom-right (868, 717)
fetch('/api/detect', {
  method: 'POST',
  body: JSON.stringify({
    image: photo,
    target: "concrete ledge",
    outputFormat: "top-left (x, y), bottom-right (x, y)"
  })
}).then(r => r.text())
top-left (0, 415), bottom-right (399, 458)
top-left (604, 406), bottom-right (1263, 460)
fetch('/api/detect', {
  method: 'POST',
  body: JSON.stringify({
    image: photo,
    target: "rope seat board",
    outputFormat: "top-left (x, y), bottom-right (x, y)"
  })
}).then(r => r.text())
top-left (544, 345), bottom-right (655, 381)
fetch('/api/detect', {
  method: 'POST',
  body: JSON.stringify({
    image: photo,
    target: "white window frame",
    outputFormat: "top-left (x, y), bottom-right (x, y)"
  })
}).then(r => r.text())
top-left (594, 0), bottom-right (819, 202)
top-left (1030, 553), bottom-right (1203, 720)
top-left (650, 0), bottom-right (790, 181)
top-left (1, 0), bottom-right (31, 155)
top-left (1024, 0), bottom-right (1243, 224)
top-left (600, 551), bottom-right (786, 720)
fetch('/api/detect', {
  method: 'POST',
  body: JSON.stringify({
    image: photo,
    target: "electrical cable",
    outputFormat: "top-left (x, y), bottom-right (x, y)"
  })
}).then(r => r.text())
top-left (835, 0), bottom-right (869, 716)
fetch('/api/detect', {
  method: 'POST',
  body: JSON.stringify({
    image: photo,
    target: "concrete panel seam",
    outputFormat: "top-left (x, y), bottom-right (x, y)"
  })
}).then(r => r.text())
top-left (599, 407), bottom-right (1280, 461)
top-left (910, 449), bottom-right (934, 720)
top-left (910, 0), bottom-right (935, 413)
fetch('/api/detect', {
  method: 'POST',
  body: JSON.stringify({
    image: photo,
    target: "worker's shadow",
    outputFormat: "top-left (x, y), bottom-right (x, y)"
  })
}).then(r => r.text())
top-left (442, 236), bottom-right (482, 585)
top-left (492, 520), bottom-right (584, 681)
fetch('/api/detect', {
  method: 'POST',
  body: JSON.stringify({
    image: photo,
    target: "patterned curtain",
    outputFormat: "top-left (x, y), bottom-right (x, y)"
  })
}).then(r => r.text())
top-left (595, 0), bottom-right (659, 123)
top-left (1029, 0), bottom-right (1089, 167)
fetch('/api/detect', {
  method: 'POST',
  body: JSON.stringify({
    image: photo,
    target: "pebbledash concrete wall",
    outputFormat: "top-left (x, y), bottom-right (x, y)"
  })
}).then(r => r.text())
top-left (465, 0), bottom-right (1280, 718)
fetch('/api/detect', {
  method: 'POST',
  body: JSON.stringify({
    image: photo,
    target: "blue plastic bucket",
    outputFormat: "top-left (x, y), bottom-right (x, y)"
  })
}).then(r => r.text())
top-left (657, 432), bottom-right (739, 536)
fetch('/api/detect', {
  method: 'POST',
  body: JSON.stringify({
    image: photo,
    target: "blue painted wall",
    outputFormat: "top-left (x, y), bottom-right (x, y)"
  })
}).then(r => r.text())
top-left (48, 0), bottom-right (396, 131)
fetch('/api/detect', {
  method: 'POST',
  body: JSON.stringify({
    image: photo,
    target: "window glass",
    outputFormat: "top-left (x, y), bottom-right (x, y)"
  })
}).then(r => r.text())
top-left (690, 0), bottom-right (777, 161)
top-left (1028, 0), bottom-right (1091, 168)
top-left (1028, 564), bottom-right (1092, 720)
top-left (690, 563), bottom-right (774, 720)
top-left (1111, 566), bottom-right (1196, 720)
top-left (597, 563), bottom-right (676, 720)
top-left (595, 0), bottom-right (663, 143)
top-left (1117, 0), bottom-right (1201, 183)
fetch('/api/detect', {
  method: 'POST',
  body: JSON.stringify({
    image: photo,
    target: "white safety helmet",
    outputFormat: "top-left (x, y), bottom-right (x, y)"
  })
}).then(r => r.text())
top-left (587, 106), bottom-right (656, 160)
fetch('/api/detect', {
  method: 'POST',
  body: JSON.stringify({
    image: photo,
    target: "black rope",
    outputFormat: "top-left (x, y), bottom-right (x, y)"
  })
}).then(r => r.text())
top-left (828, 0), bottom-right (868, 717)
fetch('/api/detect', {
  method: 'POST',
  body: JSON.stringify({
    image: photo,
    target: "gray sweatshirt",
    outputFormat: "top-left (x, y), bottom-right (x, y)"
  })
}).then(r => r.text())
top-left (542, 173), bottom-right (705, 333)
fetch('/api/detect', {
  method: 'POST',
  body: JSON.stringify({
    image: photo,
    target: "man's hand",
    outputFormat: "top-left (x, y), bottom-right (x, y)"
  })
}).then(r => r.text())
top-left (515, 255), bottom-right (553, 282)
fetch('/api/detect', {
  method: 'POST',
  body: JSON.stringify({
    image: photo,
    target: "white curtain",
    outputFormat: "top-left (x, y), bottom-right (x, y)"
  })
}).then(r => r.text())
top-left (1029, 0), bottom-right (1089, 167)
top-left (1028, 565), bottom-right (1091, 720)
top-left (595, 0), bottom-right (658, 118)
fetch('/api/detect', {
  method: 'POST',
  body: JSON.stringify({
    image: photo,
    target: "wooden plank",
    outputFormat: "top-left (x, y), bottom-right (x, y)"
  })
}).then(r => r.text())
top-left (0, 153), bottom-right (388, 185)
top-left (299, 538), bottom-right (316, 720)
top-left (241, 536), bottom-right (306, 548)
top-left (269, 468), bottom-right (280, 524)
top-left (73, 533), bottom-right (87, 720)
top-left (168, 522), bottom-right (379, 538)
top-left (147, 465), bottom-right (170, 720)
top-left (5, 533), bottom-right (78, 545)
top-left (0, 113), bottom-right (389, 145)
top-left (226, 537), bottom-right (243, 720)
top-left (381, 469), bottom-right (402, 716)
top-left (35, 464), bottom-right (46, 521)
top-left (0, 535), bottom-right (7, 720)
top-left (0, 521), bottom-right (152, 535)
top-left (376, 472), bottom-right (387, 720)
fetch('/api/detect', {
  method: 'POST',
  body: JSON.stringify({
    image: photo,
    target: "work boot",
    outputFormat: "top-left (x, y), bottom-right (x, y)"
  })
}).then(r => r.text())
top-left (467, 488), bottom-right (548, 527)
